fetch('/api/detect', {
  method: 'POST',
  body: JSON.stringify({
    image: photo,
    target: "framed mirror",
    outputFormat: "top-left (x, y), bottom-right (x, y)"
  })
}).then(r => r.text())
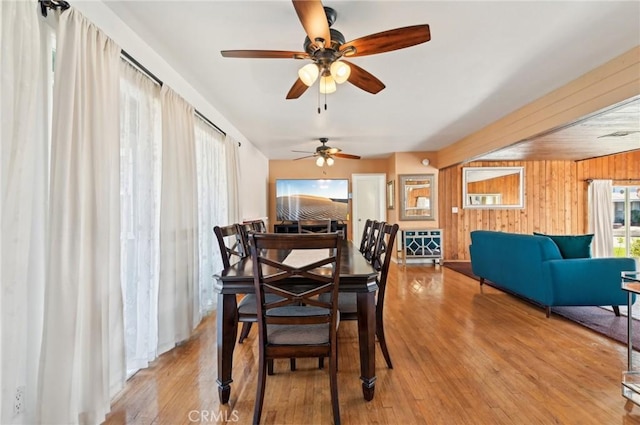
top-left (399, 174), bottom-right (435, 220)
top-left (462, 166), bottom-right (524, 209)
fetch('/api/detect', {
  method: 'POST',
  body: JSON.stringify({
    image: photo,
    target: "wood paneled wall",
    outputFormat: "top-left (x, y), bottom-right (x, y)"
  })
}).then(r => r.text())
top-left (438, 150), bottom-right (640, 260)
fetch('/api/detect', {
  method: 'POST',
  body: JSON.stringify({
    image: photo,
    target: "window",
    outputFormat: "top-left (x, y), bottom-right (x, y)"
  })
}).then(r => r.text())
top-left (612, 186), bottom-right (640, 259)
top-left (119, 60), bottom-right (162, 376)
top-left (195, 116), bottom-right (227, 314)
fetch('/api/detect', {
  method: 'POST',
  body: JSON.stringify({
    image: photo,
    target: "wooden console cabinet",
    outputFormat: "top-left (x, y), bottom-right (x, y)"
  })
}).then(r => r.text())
top-left (400, 229), bottom-right (443, 264)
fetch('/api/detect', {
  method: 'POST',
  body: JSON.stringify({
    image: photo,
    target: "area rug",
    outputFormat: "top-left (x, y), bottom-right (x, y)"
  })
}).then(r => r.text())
top-left (443, 261), bottom-right (640, 349)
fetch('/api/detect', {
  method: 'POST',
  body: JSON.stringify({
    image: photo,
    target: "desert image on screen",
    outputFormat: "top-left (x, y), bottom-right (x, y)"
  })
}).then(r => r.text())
top-left (276, 179), bottom-right (349, 221)
top-left (276, 194), bottom-right (348, 221)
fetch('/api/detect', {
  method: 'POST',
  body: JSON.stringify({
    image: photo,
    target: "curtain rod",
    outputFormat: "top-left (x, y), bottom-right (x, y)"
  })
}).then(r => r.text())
top-left (39, 0), bottom-right (70, 17)
top-left (39, 1), bottom-right (234, 144)
top-left (120, 51), bottom-right (231, 141)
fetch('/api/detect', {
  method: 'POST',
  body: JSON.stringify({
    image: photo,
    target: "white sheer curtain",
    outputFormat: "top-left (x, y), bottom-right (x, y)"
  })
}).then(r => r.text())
top-left (157, 85), bottom-right (199, 354)
top-left (588, 179), bottom-right (614, 257)
top-left (195, 118), bottom-right (227, 315)
top-left (1, 2), bottom-right (49, 423)
top-left (37, 9), bottom-right (125, 424)
top-left (224, 134), bottom-right (241, 223)
top-left (120, 60), bottom-right (162, 377)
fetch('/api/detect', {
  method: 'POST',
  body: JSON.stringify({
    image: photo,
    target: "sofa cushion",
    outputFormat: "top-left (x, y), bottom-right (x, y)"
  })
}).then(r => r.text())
top-left (533, 232), bottom-right (593, 259)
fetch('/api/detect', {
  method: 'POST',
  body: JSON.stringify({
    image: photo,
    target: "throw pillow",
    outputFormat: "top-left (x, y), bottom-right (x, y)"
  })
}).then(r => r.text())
top-left (533, 232), bottom-right (594, 259)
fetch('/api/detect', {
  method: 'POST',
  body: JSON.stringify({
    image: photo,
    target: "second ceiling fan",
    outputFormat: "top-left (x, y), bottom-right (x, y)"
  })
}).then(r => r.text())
top-left (220, 0), bottom-right (431, 100)
top-left (292, 138), bottom-right (360, 167)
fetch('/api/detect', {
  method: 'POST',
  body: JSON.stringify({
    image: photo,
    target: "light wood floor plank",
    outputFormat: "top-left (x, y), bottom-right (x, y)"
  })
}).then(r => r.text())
top-left (104, 264), bottom-right (640, 424)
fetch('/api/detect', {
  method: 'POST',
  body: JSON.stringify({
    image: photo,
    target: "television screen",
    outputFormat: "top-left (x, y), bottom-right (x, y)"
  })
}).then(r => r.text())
top-left (276, 179), bottom-right (349, 221)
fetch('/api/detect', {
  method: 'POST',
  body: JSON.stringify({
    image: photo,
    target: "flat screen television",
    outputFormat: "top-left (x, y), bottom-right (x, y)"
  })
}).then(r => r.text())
top-left (275, 179), bottom-right (349, 222)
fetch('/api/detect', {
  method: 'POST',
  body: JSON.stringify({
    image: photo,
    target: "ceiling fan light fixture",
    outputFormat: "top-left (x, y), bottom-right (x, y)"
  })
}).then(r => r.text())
top-left (298, 63), bottom-right (319, 86)
top-left (319, 75), bottom-right (337, 94)
top-left (316, 156), bottom-right (325, 167)
top-left (326, 157), bottom-right (335, 166)
top-left (330, 61), bottom-right (351, 84)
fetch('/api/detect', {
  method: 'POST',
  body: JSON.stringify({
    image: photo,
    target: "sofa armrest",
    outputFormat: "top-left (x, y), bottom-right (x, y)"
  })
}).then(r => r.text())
top-left (543, 257), bottom-right (637, 306)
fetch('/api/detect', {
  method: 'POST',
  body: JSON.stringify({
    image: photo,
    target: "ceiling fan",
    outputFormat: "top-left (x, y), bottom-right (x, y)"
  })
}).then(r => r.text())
top-left (292, 138), bottom-right (361, 166)
top-left (220, 0), bottom-right (431, 101)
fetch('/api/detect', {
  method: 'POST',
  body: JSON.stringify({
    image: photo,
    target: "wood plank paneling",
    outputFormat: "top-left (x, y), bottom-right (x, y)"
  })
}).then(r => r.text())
top-left (438, 150), bottom-right (640, 260)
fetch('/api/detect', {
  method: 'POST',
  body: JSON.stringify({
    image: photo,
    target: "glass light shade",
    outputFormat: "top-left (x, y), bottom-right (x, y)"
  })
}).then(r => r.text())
top-left (298, 63), bottom-right (319, 86)
top-left (326, 157), bottom-right (334, 166)
top-left (330, 61), bottom-right (351, 84)
top-left (319, 75), bottom-right (337, 94)
top-left (316, 156), bottom-right (325, 167)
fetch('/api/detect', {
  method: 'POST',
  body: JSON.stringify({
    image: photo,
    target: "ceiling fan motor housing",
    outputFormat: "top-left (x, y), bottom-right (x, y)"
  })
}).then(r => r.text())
top-left (303, 28), bottom-right (346, 55)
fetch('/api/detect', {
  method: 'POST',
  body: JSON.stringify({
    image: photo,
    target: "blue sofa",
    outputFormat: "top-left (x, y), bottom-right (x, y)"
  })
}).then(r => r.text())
top-left (469, 230), bottom-right (637, 317)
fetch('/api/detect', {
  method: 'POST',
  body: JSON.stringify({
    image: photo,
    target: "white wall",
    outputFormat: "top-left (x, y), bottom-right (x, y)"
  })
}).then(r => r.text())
top-left (72, 1), bottom-right (269, 221)
top-left (239, 141), bottom-right (269, 224)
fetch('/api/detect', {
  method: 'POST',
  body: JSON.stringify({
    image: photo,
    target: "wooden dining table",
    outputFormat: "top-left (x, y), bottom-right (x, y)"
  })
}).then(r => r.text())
top-left (213, 238), bottom-right (379, 404)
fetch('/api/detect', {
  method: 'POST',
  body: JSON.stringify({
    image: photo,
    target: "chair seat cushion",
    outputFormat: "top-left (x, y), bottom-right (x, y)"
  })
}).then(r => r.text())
top-left (266, 305), bottom-right (339, 345)
top-left (237, 293), bottom-right (282, 315)
top-left (267, 323), bottom-right (330, 345)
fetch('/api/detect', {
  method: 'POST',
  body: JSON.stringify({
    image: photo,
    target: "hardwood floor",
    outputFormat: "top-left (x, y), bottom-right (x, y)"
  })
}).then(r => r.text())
top-left (104, 263), bottom-right (640, 424)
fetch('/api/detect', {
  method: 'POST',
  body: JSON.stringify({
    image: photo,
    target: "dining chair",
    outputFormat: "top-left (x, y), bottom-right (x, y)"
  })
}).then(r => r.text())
top-left (214, 224), bottom-right (248, 268)
top-left (297, 219), bottom-right (332, 234)
top-left (358, 219), bottom-right (373, 254)
top-left (237, 221), bottom-right (274, 344)
top-left (322, 222), bottom-right (399, 369)
top-left (244, 219), bottom-right (267, 233)
top-left (248, 232), bottom-right (342, 425)
top-left (214, 223), bottom-right (277, 345)
top-left (363, 220), bottom-right (385, 262)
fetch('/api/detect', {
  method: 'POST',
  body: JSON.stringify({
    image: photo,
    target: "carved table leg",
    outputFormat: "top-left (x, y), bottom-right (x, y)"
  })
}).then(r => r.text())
top-left (217, 293), bottom-right (238, 404)
top-left (357, 291), bottom-right (377, 401)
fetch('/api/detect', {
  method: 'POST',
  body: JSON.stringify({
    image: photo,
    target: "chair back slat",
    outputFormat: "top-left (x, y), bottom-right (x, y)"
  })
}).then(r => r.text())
top-left (364, 220), bottom-right (385, 262)
top-left (372, 223), bottom-right (400, 301)
top-left (243, 219), bottom-right (267, 233)
top-left (213, 224), bottom-right (248, 269)
top-left (359, 219), bottom-right (373, 253)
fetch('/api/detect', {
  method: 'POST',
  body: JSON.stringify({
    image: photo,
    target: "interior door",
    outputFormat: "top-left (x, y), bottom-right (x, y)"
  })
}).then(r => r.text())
top-left (351, 174), bottom-right (386, 242)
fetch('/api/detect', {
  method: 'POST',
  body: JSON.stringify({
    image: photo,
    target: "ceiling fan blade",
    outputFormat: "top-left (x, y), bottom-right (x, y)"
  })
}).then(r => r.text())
top-left (342, 60), bottom-right (385, 94)
top-left (291, 150), bottom-right (315, 154)
top-left (292, 0), bottom-right (331, 49)
top-left (341, 24), bottom-right (430, 57)
top-left (221, 50), bottom-right (309, 59)
top-left (333, 153), bottom-right (361, 160)
top-left (286, 78), bottom-right (310, 99)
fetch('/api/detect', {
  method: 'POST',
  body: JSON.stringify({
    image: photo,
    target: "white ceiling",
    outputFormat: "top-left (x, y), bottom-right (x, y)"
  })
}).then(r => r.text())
top-left (103, 1), bottom-right (640, 162)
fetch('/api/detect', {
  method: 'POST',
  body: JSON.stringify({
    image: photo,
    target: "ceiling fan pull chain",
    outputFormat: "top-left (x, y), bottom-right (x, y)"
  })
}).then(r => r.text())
top-left (317, 80), bottom-right (321, 114)
top-left (324, 90), bottom-right (328, 111)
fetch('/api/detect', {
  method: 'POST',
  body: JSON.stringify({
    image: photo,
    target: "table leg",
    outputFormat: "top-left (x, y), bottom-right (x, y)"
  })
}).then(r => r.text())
top-left (357, 291), bottom-right (377, 401)
top-left (216, 293), bottom-right (238, 404)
